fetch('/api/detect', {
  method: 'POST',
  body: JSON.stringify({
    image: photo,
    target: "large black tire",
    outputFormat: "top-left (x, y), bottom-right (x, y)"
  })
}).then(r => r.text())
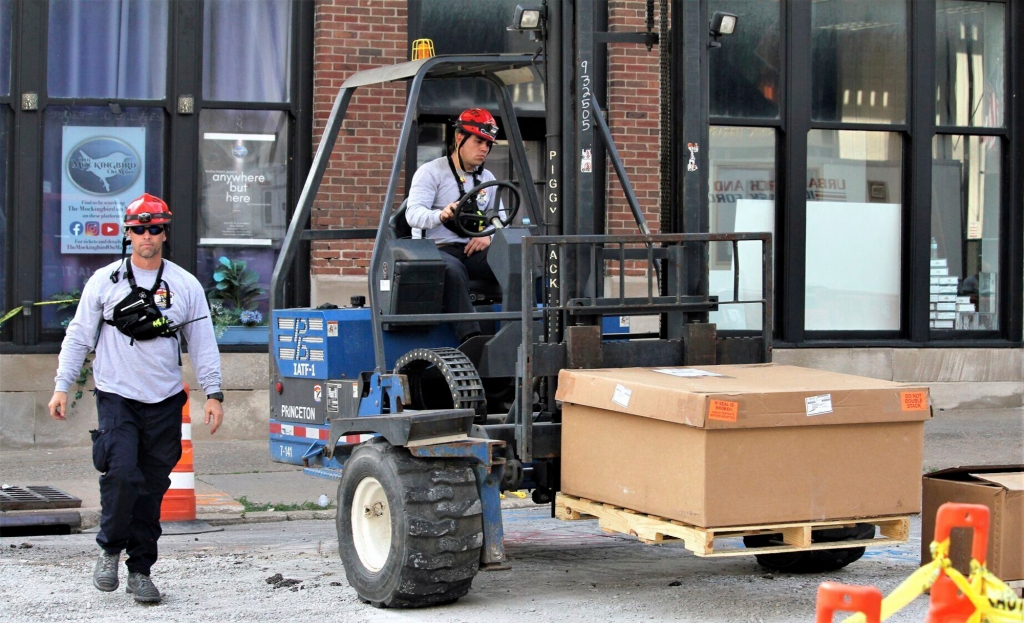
top-left (337, 438), bottom-right (484, 607)
top-left (743, 523), bottom-right (876, 573)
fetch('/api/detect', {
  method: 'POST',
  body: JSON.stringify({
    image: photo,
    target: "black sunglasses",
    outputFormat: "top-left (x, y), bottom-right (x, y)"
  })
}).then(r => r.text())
top-left (129, 225), bottom-right (165, 236)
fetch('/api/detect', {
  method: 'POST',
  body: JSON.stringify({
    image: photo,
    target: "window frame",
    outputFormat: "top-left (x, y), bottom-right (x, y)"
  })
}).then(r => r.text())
top-left (775, 0), bottom-right (1021, 347)
top-left (800, 0), bottom-right (910, 339)
top-left (927, 0), bottom-right (1011, 340)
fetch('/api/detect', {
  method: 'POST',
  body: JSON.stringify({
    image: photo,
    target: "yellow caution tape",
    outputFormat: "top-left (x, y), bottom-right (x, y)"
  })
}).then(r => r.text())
top-left (839, 537), bottom-right (1024, 623)
top-left (840, 561), bottom-right (941, 623)
top-left (0, 299), bottom-right (80, 328)
top-left (0, 307), bottom-right (21, 326)
top-left (498, 490), bottom-right (530, 500)
top-left (942, 563), bottom-right (1024, 622)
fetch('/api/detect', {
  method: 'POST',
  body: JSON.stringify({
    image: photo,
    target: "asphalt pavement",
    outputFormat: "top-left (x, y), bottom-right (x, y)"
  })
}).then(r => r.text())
top-left (0, 407), bottom-right (1020, 530)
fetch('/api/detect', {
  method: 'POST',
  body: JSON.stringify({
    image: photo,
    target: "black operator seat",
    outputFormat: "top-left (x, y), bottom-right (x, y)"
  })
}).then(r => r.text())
top-left (390, 200), bottom-right (503, 306)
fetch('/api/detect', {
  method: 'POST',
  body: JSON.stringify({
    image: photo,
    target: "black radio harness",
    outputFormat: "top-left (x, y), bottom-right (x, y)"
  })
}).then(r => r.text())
top-left (104, 260), bottom-right (206, 363)
top-left (444, 152), bottom-right (486, 235)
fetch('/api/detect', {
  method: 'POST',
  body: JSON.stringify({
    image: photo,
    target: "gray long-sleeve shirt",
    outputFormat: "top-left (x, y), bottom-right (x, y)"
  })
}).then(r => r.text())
top-left (54, 258), bottom-right (222, 403)
top-left (406, 156), bottom-right (499, 245)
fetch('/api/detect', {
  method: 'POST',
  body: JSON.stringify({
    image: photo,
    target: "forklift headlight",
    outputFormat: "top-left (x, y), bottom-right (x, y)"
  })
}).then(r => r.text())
top-left (510, 5), bottom-right (546, 31)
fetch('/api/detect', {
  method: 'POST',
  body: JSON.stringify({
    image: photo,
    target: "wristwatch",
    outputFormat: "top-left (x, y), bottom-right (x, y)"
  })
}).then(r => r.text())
top-left (206, 391), bottom-right (224, 402)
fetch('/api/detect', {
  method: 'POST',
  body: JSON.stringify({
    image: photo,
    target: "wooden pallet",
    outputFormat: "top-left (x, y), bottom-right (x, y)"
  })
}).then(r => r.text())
top-left (555, 493), bottom-right (911, 558)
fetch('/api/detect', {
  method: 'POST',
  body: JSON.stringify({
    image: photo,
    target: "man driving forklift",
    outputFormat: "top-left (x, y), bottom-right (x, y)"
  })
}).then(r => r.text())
top-left (405, 108), bottom-right (505, 343)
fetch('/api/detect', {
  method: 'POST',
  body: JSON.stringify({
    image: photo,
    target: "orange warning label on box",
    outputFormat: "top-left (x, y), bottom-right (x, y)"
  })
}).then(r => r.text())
top-left (708, 399), bottom-right (739, 422)
top-left (901, 391), bottom-right (928, 411)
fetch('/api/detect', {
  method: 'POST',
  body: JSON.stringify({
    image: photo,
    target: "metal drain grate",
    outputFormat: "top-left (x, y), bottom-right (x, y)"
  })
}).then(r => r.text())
top-left (0, 485), bottom-right (82, 511)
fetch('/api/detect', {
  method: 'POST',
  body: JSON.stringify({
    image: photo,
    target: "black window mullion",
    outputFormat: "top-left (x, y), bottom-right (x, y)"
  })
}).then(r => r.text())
top-left (42, 98), bottom-right (169, 108)
top-left (8, 0), bottom-right (47, 346)
top-left (809, 121), bottom-right (911, 133)
top-left (908, 0), bottom-right (937, 343)
top-left (167, 0), bottom-right (201, 274)
top-left (0, 0), bottom-right (16, 342)
top-left (1006, 0), bottom-right (1023, 344)
top-left (290, 0), bottom-right (315, 309)
top-left (708, 116), bottom-right (782, 128)
top-left (199, 101), bottom-right (294, 111)
top-left (780, 0), bottom-right (810, 344)
top-left (935, 125), bottom-right (1010, 137)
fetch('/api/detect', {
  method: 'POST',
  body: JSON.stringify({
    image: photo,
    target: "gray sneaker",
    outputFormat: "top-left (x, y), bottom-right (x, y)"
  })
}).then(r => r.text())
top-left (92, 551), bottom-right (120, 592)
top-left (126, 572), bottom-right (161, 604)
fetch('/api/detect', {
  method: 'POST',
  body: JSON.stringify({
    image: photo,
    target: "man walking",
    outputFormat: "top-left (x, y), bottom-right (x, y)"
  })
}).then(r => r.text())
top-left (48, 193), bottom-right (224, 604)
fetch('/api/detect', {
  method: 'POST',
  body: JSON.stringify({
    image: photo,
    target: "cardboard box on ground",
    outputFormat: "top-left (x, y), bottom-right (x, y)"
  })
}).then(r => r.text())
top-left (557, 364), bottom-right (931, 528)
top-left (921, 466), bottom-right (1024, 583)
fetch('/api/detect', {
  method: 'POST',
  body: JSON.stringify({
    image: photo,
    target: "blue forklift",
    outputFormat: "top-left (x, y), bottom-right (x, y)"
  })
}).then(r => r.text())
top-left (267, 3), bottom-right (867, 608)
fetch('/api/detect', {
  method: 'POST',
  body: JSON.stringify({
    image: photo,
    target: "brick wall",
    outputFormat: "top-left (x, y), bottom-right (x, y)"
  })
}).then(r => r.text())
top-left (605, 1), bottom-right (664, 276)
top-left (606, 1), bottom-right (663, 238)
top-left (311, 0), bottom-right (408, 277)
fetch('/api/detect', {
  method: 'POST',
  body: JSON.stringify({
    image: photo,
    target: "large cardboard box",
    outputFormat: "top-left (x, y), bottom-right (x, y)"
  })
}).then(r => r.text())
top-left (557, 364), bottom-right (930, 528)
top-left (921, 466), bottom-right (1024, 582)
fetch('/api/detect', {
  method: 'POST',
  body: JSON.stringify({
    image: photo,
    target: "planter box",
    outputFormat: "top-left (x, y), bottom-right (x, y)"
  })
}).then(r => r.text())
top-left (217, 326), bottom-right (269, 345)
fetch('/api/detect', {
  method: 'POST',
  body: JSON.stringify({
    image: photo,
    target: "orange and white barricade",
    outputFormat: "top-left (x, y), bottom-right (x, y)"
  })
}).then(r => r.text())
top-left (160, 383), bottom-right (197, 522)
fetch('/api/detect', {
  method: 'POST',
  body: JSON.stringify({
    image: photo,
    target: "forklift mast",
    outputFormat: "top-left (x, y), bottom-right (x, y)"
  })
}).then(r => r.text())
top-left (543, 0), bottom-right (714, 338)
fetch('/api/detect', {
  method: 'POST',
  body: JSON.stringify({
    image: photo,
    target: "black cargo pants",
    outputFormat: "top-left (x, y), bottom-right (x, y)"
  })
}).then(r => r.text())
top-left (91, 388), bottom-right (186, 575)
top-left (438, 243), bottom-right (496, 341)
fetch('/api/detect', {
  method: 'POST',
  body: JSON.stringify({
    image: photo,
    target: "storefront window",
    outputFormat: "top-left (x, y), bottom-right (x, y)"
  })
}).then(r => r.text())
top-left (47, 0), bottom-right (169, 99)
top-left (198, 110), bottom-right (289, 343)
top-left (811, 0), bottom-right (907, 124)
top-left (708, 126), bottom-right (775, 330)
top-left (805, 130), bottom-right (902, 331)
top-left (203, 0), bottom-right (292, 103)
top-left (709, 0), bottom-right (780, 119)
top-left (40, 107), bottom-right (164, 331)
top-left (931, 135), bottom-right (1000, 332)
top-left (936, 1), bottom-right (1005, 128)
top-left (412, 0), bottom-right (545, 113)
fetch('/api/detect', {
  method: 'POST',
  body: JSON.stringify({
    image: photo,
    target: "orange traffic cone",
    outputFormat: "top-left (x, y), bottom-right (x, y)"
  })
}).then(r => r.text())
top-left (160, 383), bottom-right (197, 522)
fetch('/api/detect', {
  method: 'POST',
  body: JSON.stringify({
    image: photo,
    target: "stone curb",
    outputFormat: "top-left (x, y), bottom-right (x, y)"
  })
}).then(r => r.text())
top-left (71, 496), bottom-right (544, 531)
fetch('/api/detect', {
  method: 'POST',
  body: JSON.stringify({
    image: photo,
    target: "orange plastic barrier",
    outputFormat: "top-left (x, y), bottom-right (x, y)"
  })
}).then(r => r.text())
top-left (816, 582), bottom-right (883, 623)
top-left (925, 504), bottom-right (990, 623)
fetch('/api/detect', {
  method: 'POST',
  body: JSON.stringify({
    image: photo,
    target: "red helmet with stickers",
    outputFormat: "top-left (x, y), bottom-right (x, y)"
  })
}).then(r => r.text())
top-left (124, 193), bottom-right (173, 227)
top-left (455, 108), bottom-right (499, 143)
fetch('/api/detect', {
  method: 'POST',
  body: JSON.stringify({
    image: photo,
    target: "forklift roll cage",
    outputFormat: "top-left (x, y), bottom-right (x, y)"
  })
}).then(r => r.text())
top-left (270, 54), bottom-right (544, 318)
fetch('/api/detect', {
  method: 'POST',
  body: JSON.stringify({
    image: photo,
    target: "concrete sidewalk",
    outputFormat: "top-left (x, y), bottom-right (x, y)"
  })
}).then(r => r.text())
top-left (1, 408), bottom-right (1020, 530)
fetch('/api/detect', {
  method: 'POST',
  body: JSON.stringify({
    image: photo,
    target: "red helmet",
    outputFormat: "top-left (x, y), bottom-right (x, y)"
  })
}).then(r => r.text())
top-left (124, 193), bottom-right (172, 227)
top-left (455, 108), bottom-right (499, 143)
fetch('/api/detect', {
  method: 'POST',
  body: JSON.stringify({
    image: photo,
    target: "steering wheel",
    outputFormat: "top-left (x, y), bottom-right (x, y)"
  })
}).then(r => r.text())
top-left (449, 179), bottom-right (521, 238)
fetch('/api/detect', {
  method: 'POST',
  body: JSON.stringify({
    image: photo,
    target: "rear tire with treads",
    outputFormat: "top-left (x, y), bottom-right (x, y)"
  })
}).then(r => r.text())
top-left (744, 523), bottom-right (876, 573)
top-left (337, 438), bottom-right (483, 607)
